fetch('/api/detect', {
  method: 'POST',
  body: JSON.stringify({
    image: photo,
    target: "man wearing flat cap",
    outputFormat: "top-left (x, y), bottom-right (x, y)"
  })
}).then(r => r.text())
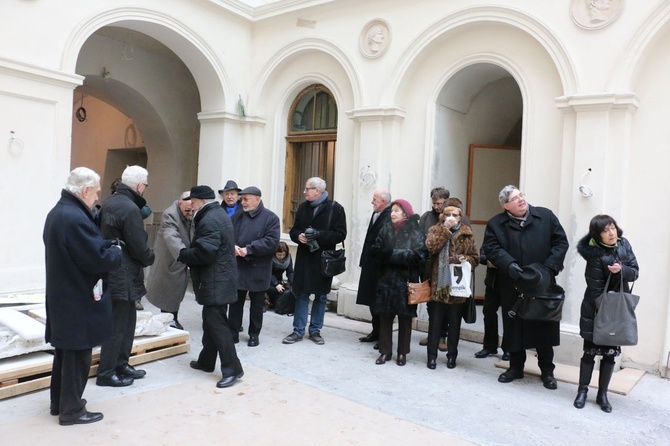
top-left (218, 180), bottom-right (242, 219)
top-left (177, 185), bottom-right (244, 388)
top-left (228, 186), bottom-right (280, 347)
top-left (482, 185), bottom-right (568, 390)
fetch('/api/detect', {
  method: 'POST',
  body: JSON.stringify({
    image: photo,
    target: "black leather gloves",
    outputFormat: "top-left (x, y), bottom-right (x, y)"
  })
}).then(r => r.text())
top-left (508, 263), bottom-right (523, 280)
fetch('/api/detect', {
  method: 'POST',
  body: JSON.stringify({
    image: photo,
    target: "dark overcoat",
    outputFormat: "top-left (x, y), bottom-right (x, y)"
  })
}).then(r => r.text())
top-left (99, 183), bottom-right (155, 301)
top-left (576, 234), bottom-right (639, 342)
top-left (371, 217), bottom-right (428, 317)
top-left (232, 201), bottom-right (280, 291)
top-left (43, 190), bottom-right (122, 350)
top-left (146, 200), bottom-right (194, 312)
top-left (178, 202), bottom-right (238, 306)
top-left (356, 206), bottom-right (391, 306)
top-left (289, 199), bottom-right (347, 295)
top-left (482, 205), bottom-right (569, 350)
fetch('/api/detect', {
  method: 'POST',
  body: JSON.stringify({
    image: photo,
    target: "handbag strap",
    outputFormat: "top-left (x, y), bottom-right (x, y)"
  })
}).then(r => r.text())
top-left (325, 202), bottom-right (344, 251)
top-left (605, 272), bottom-right (635, 294)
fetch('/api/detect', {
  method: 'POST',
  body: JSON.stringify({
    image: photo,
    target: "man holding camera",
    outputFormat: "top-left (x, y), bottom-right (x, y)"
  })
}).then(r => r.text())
top-left (283, 177), bottom-right (347, 345)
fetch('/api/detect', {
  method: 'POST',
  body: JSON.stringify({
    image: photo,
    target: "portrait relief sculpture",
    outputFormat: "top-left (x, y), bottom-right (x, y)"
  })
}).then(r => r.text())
top-left (359, 20), bottom-right (391, 59)
top-left (570, 0), bottom-right (624, 29)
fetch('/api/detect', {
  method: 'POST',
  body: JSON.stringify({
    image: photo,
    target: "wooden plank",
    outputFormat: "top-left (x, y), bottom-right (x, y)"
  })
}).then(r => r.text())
top-left (0, 352), bottom-right (53, 382)
top-left (0, 376), bottom-right (51, 400)
top-left (0, 309), bottom-right (45, 341)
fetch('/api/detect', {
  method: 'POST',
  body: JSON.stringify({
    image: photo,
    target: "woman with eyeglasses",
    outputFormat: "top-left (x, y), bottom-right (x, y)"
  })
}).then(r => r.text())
top-left (575, 214), bottom-right (639, 412)
top-left (425, 206), bottom-right (479, 369)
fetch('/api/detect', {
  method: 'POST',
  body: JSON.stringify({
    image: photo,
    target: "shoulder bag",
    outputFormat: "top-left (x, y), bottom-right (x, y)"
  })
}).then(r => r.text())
top-left (320, 202), bottom-right (346, 277)
top-left (593, 273), bottom-right (639, 346)
top-left (407, 278), bottom-right (431, 305)
top-left (508, 283), bottom-right (565, 322)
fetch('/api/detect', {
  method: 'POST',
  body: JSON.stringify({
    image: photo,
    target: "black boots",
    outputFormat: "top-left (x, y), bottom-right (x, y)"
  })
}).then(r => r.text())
top-left (574, 355), bottom-right (594, 409)
top-left (596, 359), bottom-right (615, 413)
top-left (427, 355), bottom-right (437, 370)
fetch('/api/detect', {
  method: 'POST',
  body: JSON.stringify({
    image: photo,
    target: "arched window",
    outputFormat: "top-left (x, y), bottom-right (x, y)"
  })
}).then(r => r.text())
top-left (283, 85), bottom-right (338, 231)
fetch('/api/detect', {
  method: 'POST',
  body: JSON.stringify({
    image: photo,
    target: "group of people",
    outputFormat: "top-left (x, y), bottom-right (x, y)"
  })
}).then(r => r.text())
top-left (43, 165), bottom-right (638, 426)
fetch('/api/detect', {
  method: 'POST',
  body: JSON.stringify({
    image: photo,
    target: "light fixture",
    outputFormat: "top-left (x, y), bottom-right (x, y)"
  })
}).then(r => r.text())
top-left (76, 92), bottom-right (87, 122)
top-left (8, 131), bottom-right (24, 155)
top-left (578, 168), bottom-right (593, 198)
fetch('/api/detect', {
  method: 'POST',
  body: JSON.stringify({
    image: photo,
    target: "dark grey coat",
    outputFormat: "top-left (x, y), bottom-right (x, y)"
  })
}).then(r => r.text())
top-left (576, 234), bottom-right (639, 342)
top-left (482, 205), bottom-right (568, 350)
top-left (232, 201), bottom-right (280, 292)
top-left (356, 206), bottom-right (391, 306)
top-left (178, 202), bottom-right (238, 306)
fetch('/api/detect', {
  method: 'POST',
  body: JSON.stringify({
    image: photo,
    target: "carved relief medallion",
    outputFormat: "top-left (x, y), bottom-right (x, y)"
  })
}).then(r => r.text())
top-left (359, 19), bottom-right (391, 59)
top-left (570, 0), bottom-right (624, 30)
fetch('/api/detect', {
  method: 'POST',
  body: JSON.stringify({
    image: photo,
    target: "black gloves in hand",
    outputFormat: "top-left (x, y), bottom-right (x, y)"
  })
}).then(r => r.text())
top-left (508, 263), bottom-right (523, 280)
top-left (305, 227), bottom-right (319, 241)
top-left (110, 238), bottom-right (126, 248)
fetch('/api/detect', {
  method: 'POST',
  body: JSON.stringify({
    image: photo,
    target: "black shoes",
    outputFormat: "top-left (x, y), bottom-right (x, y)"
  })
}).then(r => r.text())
top-left (216, 371), bottom-right (244, 388)
top-left (375, 353), bottom-right (391, 365)
top-left (373, 343), bottom-right (379, 350)
top-left (541, 373), bottom-right (558, 390)
top-left (170, 320), bottom-right (184, 330)
top-left (574, 387), bottom-right (588, 409)
top-left (427, 356), bottom-right (437, 370)
top-left (359, 333), bottom-right (378, 342)
top-left (96, 374), bottom-right (133, 387)
top-left (474, 348), bottom-right (496, 358)
top-left (498, 368), bottom-right (524, 383)
top-left (502, 352), bottom-right (511, 361)
top-left (596, 391), bottom-right (612, 413)
top-left (248, 335), bottom-right (259, 347)
top-left (309, 332), bottom-right (325, 345)
top-left (396, 354), bottom-right (406, 366)
top-left (59, 411), bottom-right (104, 426)
top-left (117, 364), bottom-right (146, 379)
top-left (282, 333), bottom-right (303, 344)
top-left (190, 360), bottom-right (214, 373)
top-left (446, 357), bottom-right (457, 369)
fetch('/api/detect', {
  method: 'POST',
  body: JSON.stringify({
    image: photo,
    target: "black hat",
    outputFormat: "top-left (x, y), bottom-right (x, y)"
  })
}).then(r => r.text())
top-left (239, 186), bottom-right (261, 197)
top-left (185, 185), bottom-right (215, 200)
top-left (218, 180), bottom-right (241, 194)
top-left (514, 263), bottom-right (552, 296)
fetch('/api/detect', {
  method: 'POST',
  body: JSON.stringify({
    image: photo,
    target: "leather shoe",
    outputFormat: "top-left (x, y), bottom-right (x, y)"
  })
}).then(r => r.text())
top-left (498, 369), bottom-right (524, 383)
top-left (359, 333), bottom-right (378, 342)
top-left (190, 360), bottom-right (214, 373)
top-left (216, 371), bottom-right (244, 388)
top-left (373, 343), bottom-right (379, 350)
top-left (116, 364), bottom-right (146, 379)
top-left (502, 352), bottom-right (511, 361)
top-left (248, 335), bottom-right (259, 347)
top-left (396, 354), bottom-right (406, 366)
top-left (59, 411), bottom-right (104, 426)
top-left (51, 399), bottom-right (86, 416)
top-left (375, 353), bottom-right (391, 365)
top-left (438, 338), bottom-right (448, 352)
top-left (427, 356), bottom-right (437, 370)
top-left (96, 374), bottom-right (133, 387)
top-left (541, 373), bottom-right (558, 390)
top-left (446, 357), bottom-right (457, 369)
top-left (474, 348), bottom-right (497, 358)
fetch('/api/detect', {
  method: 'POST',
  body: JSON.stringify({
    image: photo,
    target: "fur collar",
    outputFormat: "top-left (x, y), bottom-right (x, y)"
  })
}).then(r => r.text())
top-left (577, 234), bottom-right (618, 261)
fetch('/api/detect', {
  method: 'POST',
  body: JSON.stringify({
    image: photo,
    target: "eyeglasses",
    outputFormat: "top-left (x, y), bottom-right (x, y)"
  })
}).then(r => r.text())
top-left (142, 183), bottom-right (149, 188)
top-left (444, 213), bottom-right (461, 218)
top-left (507, 193), bottom-right (525, 203)
top-left (304, 187), bottom-right (317, 191)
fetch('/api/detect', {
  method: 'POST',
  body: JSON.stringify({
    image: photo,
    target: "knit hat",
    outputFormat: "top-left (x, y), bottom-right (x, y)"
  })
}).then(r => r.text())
top-left (391, 199), bottom-right (414, 217)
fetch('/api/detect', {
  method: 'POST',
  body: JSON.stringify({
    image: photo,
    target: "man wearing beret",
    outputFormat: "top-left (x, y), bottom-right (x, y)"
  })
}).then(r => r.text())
top-left (482, 185), bottom-right (568, 390)
top-left (178, 185), bottom-right (244, 388)
top-left (228, 186), bottom-right (280, 347)
top-left (218, 179), bottom-right (242, 219)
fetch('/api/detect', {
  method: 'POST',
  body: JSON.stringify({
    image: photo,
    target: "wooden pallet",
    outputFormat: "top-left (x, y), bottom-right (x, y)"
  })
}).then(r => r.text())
top-left (0, 328), bottom-right (189, 400)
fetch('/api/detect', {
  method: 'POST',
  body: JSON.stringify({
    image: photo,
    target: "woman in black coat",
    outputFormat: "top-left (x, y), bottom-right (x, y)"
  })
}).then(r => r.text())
top-left (371, 199), bottom-right (428, 366)
top-left (266, 241), bottom-right (294, 308)
top-left (575, 214), bottom-right (639, 413)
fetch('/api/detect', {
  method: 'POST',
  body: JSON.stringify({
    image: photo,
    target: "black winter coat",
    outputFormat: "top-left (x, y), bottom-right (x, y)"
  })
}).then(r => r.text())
top-left (270, 255), bottom-right (294, 288)
top-left (290, 199), bottom-right (347, 295)
top-left (371, 217), bottom-right (428, 317)
top-left (99, 183), bottom-right (155, 301)
top-left (232, 201), bottom-right (280, 291)
top-left (179, 202), bottom-right (238, 306)
top-left (576, 234), bottom-right (639, 342)
top-left (43, 190), bottom-right (122, 349)
top-left (356, 206), bottom-right (391, 306)
top-left (482, 205), bottom-right (569, 350)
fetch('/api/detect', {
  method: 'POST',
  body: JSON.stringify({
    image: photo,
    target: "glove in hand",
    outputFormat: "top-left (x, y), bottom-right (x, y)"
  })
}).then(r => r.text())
top-left (508, 263), bottom-right (523, 280)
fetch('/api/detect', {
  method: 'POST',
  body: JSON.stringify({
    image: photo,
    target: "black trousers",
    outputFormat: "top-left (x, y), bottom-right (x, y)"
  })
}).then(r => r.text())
top-left (228, 290), bottom-right (266, 338)
top-left (369, 311), bottom-right (380, 336)
top-left (198, 304), bottom-right (243, 377)
top-left (428, 302), bottom-right (463, 359)
top-left (482, 285), bottom-right (505, 352)
top-left (509, 347), bottom-right (555, 375)
top-left (378, 315), bottom-right (412, 355)
top-left (426, 301), bottom-right (449, 338)
top-left (98, 299), bottom-right (136, 378)
top-left (50, 348), bottom-right (91, 421)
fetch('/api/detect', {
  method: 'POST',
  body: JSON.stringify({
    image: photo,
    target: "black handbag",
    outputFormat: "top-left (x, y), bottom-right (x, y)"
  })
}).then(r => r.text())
top-left (462, 297), bottom-right (476, 324)
top-left (321, 244), bottom-right (346, 277)
top-left (274, 290), bottom-right (296, 316)
top-left (593, 274), bottom-right (639, 346)
top-left (509, 283), bottom-right (565, 322)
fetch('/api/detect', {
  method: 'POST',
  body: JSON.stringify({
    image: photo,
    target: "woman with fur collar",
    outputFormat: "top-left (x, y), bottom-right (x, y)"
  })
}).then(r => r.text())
top-left (575, 214), bottom-right (639, 413)
top-left (425, 206), bottom-right (479, 370)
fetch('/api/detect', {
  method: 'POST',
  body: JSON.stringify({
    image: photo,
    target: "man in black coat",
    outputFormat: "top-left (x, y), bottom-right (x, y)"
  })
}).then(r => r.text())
top-left (97, 165), bottom-right (155, 387)
top-left (178, 185), bottom-right (244, 388)
top-left (482, 185), bottom-right (568, 389)
top-left (356, 189), bottom-right (391, 344)
top-left (229, 186), bottom-right (280, 347)
top-left (44, 167), bottom-right (123, 425)
top-left (283, 177), bottom-right (347, 345)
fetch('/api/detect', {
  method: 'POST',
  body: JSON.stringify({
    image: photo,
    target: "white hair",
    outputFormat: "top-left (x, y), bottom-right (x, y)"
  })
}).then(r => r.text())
top-left (64, 167), bottom-right (100, 195)
top-left (121, 165), bottom-right (148, 188)
top-left (307, 177), bottom-right (326, 192)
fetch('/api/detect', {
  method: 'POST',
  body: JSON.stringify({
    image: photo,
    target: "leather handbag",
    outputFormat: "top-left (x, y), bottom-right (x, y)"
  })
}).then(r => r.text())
top-left (321, 243), bottom-right (346, 277)
top-left (593, 274), bottom-right (639, 346)
top-left (407, 279), bottom-right (431, 305)
top-left (509, 283), bottom-right (565, 322)
top-left (462, 297), bottom-right (476, 324)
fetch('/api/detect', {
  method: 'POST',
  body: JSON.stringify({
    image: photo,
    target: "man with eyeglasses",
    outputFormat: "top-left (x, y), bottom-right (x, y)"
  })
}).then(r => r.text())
top-left (97, 165), bottom-right (155, 387)
top-left (482, 185), bottom-right (568, 390)
top-left (146, 191), bottom-right (195, 330)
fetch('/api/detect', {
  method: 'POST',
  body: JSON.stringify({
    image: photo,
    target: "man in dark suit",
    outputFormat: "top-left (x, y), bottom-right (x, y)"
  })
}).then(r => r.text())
top-left (44, 167), bottom-right (122, 425)
top-left (356, 189), bottom-right (391, 344)
top-left (178, 185), bottom-right (244, 388)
